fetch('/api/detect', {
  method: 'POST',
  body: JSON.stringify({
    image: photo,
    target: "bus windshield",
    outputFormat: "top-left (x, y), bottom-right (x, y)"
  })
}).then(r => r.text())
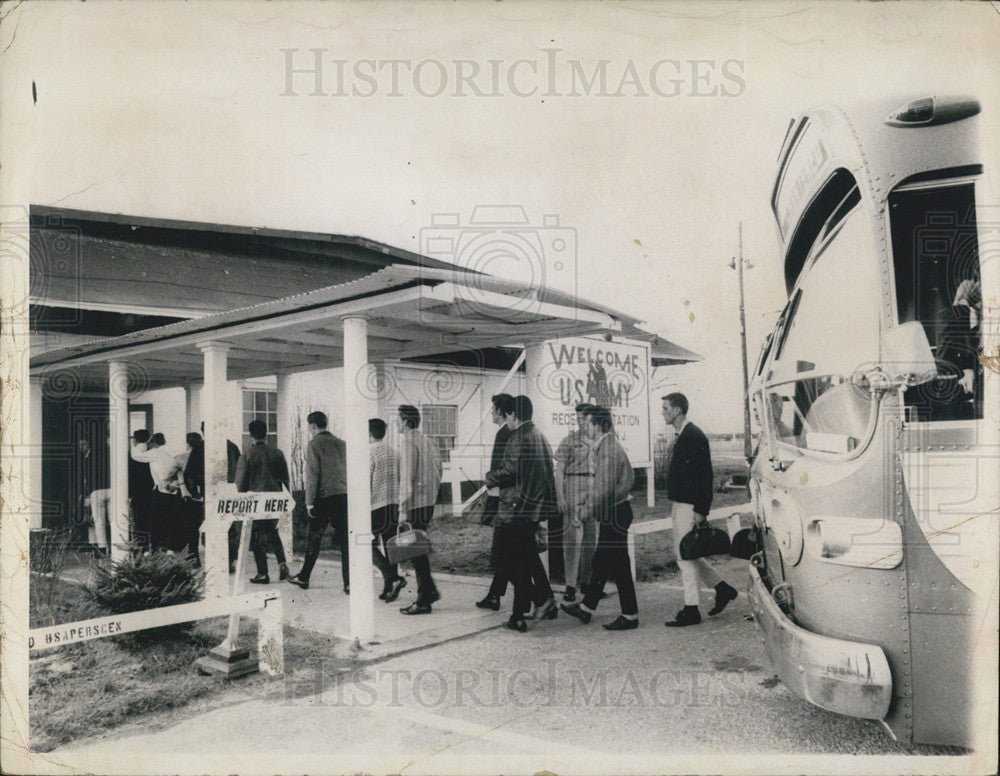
top-left (768, 195), bottom-right (881, 454)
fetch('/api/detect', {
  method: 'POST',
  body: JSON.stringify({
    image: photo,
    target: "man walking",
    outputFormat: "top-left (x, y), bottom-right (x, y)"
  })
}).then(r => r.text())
top-left (369, 418), bottom-right (405, 602)
top-left (561, 405), bottom-right (639, 631)
top-left (475, 393), bottom-right (514, 611)
top-left (81, 434), bottom-right (112, 556)
top-left (235, 420), bottom-right (290, 584)
top-left (485, 395), bottom-right (558, 632)
top-left (130, 432), bottom-right (182, 551)
top-left (128, 429), bottom-right (155, 551)
top-left (554, 403), bottom-right (596, 602)
top-left (288, 411), bottom-right (348, 592)
top-left (397, 404), bottom-right (443, 615)
top-left (661, 392), bottom-right (738, 627)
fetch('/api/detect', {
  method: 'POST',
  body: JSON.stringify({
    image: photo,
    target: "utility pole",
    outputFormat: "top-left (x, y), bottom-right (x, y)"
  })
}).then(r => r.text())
top-left (731, 222), bottom-right (753, 464)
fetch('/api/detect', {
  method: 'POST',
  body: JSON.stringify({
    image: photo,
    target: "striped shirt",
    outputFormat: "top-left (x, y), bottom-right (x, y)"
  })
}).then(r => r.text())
top-left (588, 431), bottom-right (634, 521)
top-left (370, 440), bottom-right (400, 511)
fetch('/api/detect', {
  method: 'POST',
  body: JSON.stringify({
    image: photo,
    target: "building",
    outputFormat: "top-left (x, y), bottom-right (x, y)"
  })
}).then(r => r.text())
top-left (29, 205), bottom-right (700, 542)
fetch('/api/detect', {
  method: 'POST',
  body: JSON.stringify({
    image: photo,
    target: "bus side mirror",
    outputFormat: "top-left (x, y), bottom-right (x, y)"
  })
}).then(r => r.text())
top-left (884, 321), bottom-right (936, 386)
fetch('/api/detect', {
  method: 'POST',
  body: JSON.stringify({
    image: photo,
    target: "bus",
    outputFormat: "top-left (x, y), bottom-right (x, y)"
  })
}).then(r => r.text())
top-left (745, 95), bottom-right (998, 748)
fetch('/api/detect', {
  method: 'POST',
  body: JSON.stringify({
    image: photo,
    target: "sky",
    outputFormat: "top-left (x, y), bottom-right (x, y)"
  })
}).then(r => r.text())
top-left (3, 0), bottom-right (998, 432)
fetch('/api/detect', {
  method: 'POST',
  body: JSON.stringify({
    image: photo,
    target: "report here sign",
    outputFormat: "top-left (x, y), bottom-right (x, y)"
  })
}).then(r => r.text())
top-left (213, 487), bottom-right (294, 521)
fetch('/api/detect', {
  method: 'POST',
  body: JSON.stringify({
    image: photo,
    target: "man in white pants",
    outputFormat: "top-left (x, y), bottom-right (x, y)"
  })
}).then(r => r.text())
top-left (88, 488), bottom-right (112, 554)
top-left (662, 392), bottom-right (738, 627)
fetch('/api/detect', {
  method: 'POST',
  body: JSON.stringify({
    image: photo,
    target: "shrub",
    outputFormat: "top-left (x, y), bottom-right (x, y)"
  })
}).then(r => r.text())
top-left (92, 545), bottom-right (204, 645)
top-left (30, 528), bottom-right (77, 616)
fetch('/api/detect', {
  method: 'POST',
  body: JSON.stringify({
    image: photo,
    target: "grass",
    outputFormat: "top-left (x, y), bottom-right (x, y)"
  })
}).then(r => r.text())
top-left (28, 573), bottom-right (359, 753)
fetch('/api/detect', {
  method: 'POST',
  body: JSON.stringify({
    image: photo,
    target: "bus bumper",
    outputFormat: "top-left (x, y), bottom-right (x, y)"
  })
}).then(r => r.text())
top-left (747, 568), bottom-right (893, 720)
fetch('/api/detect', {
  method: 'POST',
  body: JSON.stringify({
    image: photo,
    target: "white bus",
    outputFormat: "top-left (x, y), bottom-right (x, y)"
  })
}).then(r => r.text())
top-left (746, 95), bottom-right (998, 747)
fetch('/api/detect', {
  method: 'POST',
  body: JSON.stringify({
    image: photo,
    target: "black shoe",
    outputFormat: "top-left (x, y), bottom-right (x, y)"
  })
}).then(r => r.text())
top-left (287, 573), bottom-right (309, 590)
top-left (708, 582), bottom-right (738, 616)
top-left (476, 594), bottom-right (501, 611)
top-left (384, 577), bottom-right (407, 603)
top-left (665, 606), bottom-right (702, 627)
top-left (562, 586), bottom-right (576, 603)
top-left (278, 563), bottom-right (289, 581)
top-left (505, 616), bottom-right (528, 633)
top-left (344, 585), bottom-right (350, 595)
top-left (400, 601), bottom-right (432, 615)
top-left (536, 596), bottom-right (558, 620)
top-left (249, 574), bottom-right (270, 584)
top-left (560, 603), bottom-right (592, 624)
top-left (603, 615), bottom-right (639, 631)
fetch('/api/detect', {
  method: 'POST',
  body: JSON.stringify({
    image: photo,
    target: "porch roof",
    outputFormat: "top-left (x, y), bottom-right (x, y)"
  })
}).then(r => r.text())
top-left (31, 264), bottom-right (654, 390)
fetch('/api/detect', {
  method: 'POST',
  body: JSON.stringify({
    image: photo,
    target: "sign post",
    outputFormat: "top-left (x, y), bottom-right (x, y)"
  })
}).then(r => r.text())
top-left (195, 486), bottom-right (294, 678)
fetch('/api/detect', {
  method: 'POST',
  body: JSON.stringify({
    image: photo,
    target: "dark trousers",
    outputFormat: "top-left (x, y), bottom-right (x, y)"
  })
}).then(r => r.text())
top-left (181, 499), bottom-right (204, 566)
top-left (370, 504), bottom-right (400, 588)
top-left (486, 497), bottom-right (509, 598)
top-left (406, 505), bottom-right (437, 604)
top-left (251, 518), bottom-right (287, 576)
top-left (150, 490), bottom-right (181, 551)
top-left (130, 492), bottom-right (153, 551)
top-left (546, 509), bottom-right (565, 582)
top-left (300, 493), bottom-right (348, 584)
top-left (497, 521), bottom-right (553, 618)
top-left (582, 502), bottom-right (637, 617)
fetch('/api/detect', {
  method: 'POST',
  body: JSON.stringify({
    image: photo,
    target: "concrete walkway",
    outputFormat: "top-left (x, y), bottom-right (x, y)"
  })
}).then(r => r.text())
top-left (49, 502), bottom-right (752, 665)
top-left (275, 559), bottom-right (509, 661)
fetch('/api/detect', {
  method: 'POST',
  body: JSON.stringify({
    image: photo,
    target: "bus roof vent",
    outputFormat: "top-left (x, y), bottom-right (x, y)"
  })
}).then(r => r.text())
top-left (885, 96), bottom-right (980, 128)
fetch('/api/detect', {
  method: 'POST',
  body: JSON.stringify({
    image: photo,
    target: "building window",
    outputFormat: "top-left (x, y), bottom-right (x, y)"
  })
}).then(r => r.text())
top-left (421, 404), bottom-right (457, 461)
top-left (242, 389), bottom-right (277, 450)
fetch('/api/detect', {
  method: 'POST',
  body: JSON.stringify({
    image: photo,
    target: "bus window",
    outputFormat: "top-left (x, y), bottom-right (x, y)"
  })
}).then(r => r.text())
top-left (765, 388), bottom-right (798, 443)
top-left (769, 199), bottom-right (881, 454)
top-left (889, 182), bottom-right (983, 421)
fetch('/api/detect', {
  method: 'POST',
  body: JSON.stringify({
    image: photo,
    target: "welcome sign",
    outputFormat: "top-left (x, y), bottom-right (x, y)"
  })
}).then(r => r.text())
top-left (530, 336), bottom-right (652, 466)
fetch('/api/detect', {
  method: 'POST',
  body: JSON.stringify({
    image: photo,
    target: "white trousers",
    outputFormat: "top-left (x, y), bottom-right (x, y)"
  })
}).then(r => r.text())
top-left (671, 500), bottom-right (722, 607)
top-left (88, 488), bottom-right (112, 550)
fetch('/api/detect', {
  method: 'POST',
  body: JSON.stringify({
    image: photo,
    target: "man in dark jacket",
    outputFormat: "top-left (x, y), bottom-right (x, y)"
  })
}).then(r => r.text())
top-left (235, 420), bottom-right (290, 584)
top-left (475, 393), bottom-right (514, 611)
top-left (128, 429), bottom-right (155, 551)
top-left (662, 392), bottom-right (738, 627)
top-left (484, 395), bottom-right (558, 631)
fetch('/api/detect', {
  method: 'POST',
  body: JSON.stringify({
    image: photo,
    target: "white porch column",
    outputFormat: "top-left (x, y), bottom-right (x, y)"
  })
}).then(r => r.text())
top-left (275, 372), bottom-right (294, 558)
top-left (29, 376), bottom-right (43, 530)
top-left (108, 362), bottom-right (131, 561)
top-left (343, 316), bottom-right (374, 642)
top-left (199, 342), bottom-right (231, 597)
top-left (184, 382), bottom-right (200, 434)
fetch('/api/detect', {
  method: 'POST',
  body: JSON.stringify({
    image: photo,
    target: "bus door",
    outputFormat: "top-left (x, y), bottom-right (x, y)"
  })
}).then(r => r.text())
top-left (885, 174), bottom-right (991, 747)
